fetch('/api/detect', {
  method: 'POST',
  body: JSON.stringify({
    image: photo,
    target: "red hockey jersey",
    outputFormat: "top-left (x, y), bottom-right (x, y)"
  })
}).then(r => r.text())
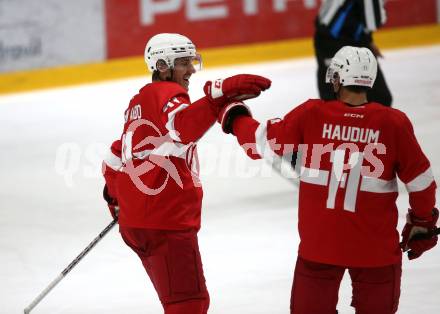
top-left (233, 99), bottom-right (436, 267)
top-left (102, 81), bottom-right (217, 230)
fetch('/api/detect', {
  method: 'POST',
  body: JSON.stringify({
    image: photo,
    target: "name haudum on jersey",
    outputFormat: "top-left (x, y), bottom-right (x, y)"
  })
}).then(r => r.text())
top-left (322, 123), bottom-right (380, 144)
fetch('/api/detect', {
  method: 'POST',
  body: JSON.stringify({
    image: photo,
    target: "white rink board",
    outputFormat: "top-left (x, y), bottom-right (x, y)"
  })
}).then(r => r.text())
top-left (0, 0), bottom-right (105, 72)
top-left (0, 45), bottom-right (440, 313)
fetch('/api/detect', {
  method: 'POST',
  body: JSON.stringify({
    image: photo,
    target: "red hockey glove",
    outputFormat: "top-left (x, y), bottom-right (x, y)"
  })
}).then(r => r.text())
top-left (401, 208), bottom-right (438, 260)
top-left (218, 101), bottom-right (252, 134)
top-left (103, 184), bottom-right (119, 220)
top-left (203, 74), bottom-right (271, 108)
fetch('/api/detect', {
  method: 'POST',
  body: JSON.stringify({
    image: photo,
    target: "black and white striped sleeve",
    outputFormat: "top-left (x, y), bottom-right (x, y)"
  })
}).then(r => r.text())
top-left (318, 0), bottom-right (387, 31)
top-left (363, 0), bottom-right (387, 31)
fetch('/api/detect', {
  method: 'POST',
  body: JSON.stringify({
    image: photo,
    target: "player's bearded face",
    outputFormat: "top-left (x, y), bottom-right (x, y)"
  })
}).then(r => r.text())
top-left (173, 57), bottom-right (197, 91)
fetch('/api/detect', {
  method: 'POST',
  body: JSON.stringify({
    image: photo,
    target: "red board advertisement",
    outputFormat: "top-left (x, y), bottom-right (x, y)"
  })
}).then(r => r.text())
top-left (105, 0), bottom-right (438, 59)
top-left (385, 0), bottom-right (437, 27)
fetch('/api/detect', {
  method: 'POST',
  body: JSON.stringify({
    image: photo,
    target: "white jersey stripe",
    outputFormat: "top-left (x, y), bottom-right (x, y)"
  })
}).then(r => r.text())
top-left (104, 150), bottom-right (122, 171)
top-left (361, 176), bottom-right (398, 193)
top-left (133, 142), bottom-right (190, 160)
top-left (300, 166), bottom-right (329, 186)
top-left (299, 167), bottom-right (398, 193)
top-left (405, 167), bottom-right (435, 193)
top-left (165, 103), bottom-right (189, 142)
top-left (254, 123), bottom-right (268, 159)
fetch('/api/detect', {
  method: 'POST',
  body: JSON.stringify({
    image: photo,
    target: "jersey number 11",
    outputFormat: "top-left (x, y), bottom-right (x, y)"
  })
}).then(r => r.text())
top-left (327, 149), bottom-right (364, 212)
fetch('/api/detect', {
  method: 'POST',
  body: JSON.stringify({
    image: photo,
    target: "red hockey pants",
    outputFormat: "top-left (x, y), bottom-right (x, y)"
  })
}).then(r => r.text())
top-left (120, 227), bottom-right (209, 314)
top-left (291, 256), bottom-right (401, 314)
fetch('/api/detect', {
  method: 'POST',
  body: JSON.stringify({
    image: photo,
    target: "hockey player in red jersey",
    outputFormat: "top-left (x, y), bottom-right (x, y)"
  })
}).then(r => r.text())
top-left (216, 46), bottom-right (438, 314)
top-left (101, 33), bottom-right (271, 314)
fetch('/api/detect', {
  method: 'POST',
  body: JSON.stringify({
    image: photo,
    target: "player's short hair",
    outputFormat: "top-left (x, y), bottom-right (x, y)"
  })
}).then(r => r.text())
top-left (152, 70), bottom-right (161, 81)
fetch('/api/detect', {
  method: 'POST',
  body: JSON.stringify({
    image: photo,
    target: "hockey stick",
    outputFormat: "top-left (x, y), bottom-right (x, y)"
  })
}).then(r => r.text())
top-left (24, 219), bottom-right (118, 314)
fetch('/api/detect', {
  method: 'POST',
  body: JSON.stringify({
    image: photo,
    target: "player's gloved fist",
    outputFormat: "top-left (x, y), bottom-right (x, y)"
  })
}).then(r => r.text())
top-left (218, 101), bottom-right (252, 134)
top-left (203, 74), bottom-right (271, 108)
top-left (103, 184), bottom-right (119, 220)
top-left (401, 208), bottom-right (438, 260)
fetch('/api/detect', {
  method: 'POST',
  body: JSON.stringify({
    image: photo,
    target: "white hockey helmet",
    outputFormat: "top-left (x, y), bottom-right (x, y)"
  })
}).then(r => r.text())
top-left (325, 46), bottom-right (377, 88)
top-left (144, 33), bottom-right (201, 72)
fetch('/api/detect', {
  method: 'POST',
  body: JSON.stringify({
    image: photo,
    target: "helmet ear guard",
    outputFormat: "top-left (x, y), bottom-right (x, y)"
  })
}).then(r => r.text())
top-left (325, 46), bottom-right (378, 88)
top-left (156, 60), bottom-right (169, 73)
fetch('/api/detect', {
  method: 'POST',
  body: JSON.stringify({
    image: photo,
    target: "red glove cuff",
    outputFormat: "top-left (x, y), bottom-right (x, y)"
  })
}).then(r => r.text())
top-left (218, 102), bottom-right (252, 134)
top-left (408, 208), bottom-right (439, 228)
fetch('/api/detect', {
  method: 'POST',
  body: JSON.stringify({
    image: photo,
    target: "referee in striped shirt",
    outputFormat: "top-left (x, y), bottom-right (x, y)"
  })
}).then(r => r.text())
top-left (314, 0), bottom-right (392, 106)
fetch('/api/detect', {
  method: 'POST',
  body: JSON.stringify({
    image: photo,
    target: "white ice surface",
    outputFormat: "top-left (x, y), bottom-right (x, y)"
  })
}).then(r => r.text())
top-left (1, 45), bottom-right (440, 314)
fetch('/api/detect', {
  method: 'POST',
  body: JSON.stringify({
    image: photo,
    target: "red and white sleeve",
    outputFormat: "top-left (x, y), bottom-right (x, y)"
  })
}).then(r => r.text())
top-left (161, 96), bottom-right (217, 144)
top-left (102, 140), bottom-right (122, 198)
top-left (232, 101), bottom-right (309, 160)
top-left (396, 113), bottom-right (437, 219)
